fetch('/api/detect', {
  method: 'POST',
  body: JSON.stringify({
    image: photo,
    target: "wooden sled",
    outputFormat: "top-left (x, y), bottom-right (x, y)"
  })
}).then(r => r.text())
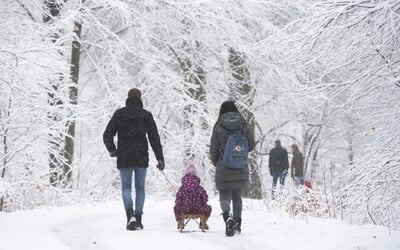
top-left (177, 214), bottom-right (209, 232)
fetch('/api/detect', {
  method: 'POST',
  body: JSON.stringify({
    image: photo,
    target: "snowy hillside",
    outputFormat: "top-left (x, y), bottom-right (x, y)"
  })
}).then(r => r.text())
top-left (1, 199), bottom-right (399, 250)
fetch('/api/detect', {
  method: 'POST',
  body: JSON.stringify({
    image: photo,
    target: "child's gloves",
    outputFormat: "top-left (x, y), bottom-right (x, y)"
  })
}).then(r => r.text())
top-left (157, 160), bottom-right (165, 171)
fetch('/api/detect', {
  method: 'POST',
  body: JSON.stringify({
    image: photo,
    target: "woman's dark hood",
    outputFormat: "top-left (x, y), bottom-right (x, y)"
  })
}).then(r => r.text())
top-left (219, 112), bottom-right (246, 131)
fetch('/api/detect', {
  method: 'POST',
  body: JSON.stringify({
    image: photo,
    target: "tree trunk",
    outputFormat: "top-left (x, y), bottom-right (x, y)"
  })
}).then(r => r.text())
top-left (63, 20), bottom-right (82, 186)
top-left (0, 130), bottom-right (6, 210)
top-left (228, 48), bottom-right (262, 199)
top-left (303, 125), bottom-right (322, 178)
top-left (43, 0), bottom-right (65, 186)
top-left (346, 130), bottom-right (354, 166)
top-left (0, 99), bottom-right (11, 211)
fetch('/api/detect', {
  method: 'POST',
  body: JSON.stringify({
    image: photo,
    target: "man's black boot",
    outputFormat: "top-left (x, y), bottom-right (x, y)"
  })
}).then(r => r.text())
top-left (135, 215), bottom-right (144, 230)
top-left (126, 208), bottom-right (136, 231)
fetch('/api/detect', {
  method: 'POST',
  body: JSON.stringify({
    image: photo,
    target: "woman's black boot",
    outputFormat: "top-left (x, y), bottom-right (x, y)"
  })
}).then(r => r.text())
top-left (223, 212), bottom-right (234, 237)
top-left (233, 218), bottom-right (242, 234)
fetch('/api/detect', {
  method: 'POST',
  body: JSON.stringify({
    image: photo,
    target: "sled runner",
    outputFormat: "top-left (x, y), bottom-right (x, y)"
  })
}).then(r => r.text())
top-left (177, 214), bottom-right (209, 232)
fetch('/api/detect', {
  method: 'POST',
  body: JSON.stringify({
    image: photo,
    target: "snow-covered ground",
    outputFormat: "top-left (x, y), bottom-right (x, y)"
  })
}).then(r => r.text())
top-left (0, 198), bottom-right (399, 250)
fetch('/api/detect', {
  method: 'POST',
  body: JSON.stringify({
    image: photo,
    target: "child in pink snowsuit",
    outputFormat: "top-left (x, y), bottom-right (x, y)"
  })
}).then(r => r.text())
top-left (174, 163), bottom-right (212, 221)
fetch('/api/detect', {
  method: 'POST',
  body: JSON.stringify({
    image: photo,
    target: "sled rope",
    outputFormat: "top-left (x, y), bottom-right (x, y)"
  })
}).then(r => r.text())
top-left (161, 171), bottom-right (177, 194)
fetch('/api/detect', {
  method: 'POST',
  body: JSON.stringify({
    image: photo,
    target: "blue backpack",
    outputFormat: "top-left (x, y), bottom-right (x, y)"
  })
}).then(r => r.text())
top-left (223, 127), bottom-right (249, 169)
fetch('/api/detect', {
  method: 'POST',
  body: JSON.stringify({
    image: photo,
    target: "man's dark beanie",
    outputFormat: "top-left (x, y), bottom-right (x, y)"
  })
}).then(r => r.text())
top-left (128, 88), bottom-right (142, 100)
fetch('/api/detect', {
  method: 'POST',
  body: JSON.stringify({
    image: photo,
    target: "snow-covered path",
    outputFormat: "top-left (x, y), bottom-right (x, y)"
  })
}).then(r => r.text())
top-left (0, 199), bottom-right (399, 250)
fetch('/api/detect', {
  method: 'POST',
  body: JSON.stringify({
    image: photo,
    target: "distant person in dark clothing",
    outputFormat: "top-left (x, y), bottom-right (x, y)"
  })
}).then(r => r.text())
top-left (269, 140), bottom-right (289, 197)
top-left (291, 144), bottom-right (304, 187)
top-left (103, 88), bottom-right (165, 231)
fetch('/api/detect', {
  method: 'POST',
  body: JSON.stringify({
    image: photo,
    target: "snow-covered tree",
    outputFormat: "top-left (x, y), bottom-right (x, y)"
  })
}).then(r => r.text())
top-left (266, 0), bottom-right (400, 229)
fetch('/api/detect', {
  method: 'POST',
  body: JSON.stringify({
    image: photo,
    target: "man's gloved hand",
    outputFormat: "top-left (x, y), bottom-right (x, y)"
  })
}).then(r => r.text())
top-left (110, 151), bottom-right (118, 157)
top-left (157, 160), bottom-right (165, 171)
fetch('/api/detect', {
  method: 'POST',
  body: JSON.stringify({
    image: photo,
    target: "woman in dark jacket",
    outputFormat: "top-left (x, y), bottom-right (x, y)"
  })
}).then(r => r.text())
top-left (209, 101), bottom-right (255, 237)
top-left (290, 144), bottom-right (304, 186)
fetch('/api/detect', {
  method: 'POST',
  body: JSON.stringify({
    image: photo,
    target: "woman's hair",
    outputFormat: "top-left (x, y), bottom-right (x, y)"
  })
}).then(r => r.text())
top-left (215, 101), bottom-right (239, 126)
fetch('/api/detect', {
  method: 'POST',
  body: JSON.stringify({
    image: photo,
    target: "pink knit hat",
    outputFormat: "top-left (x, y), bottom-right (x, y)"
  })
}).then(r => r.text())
top-left (185, 162), bottom-right (197, 176)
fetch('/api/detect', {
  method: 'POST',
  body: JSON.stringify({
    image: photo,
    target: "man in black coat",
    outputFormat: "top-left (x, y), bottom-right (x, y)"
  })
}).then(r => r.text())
top-left (103, 88), bottom-right (164, 231)
top-left (268, 140), bottom-right (289, 198)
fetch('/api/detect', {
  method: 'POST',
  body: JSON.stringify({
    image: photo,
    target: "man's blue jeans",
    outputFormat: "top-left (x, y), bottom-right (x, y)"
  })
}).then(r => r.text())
top-left (271, 170), bottom-right (286, 199)
top-left (271, 170), bottom-right (286, 188)
top-left (119, 167), bottom-right (147, 215)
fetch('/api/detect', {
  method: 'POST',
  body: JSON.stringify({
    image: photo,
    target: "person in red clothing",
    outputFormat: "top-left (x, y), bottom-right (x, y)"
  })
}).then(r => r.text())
top-left (174, 163), bottom-right (212, 221)
top-left (303, 180), bottom-right (312, 189)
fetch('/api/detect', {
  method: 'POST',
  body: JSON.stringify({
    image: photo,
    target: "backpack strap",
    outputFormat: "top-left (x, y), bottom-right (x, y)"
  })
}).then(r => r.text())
top-left (240, 124), bottom-right (246, 135)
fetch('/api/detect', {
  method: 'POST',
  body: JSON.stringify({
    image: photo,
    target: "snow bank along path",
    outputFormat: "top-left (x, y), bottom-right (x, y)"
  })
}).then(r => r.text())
top-left (0, 199), bottom-right (399, 250)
